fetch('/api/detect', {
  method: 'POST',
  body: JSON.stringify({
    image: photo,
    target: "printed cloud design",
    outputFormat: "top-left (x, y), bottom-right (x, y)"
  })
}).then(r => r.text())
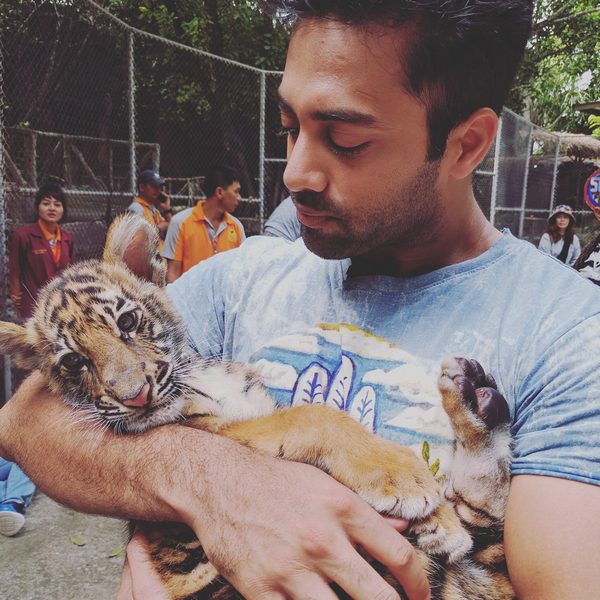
top-left (387, 406), bottom-right (453, 439)
top-left (291, 354), bottom-right (377, 431)
top-left (363, 364), bottom-right (440, 405)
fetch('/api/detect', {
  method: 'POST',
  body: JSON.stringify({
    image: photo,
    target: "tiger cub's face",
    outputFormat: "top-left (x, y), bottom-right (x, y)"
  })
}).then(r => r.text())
top-left (8, 260), bottom-right (190, 433)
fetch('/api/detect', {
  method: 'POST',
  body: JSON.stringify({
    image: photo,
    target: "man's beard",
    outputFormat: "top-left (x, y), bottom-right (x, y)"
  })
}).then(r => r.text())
top-left (292, 160), bottom-right (443, 259)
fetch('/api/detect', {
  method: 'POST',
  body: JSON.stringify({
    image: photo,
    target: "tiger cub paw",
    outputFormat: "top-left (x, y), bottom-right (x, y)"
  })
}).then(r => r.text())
top-left (410, 500), bottom-right (472, 563)
top-left (439, 357), bottom-right (510, 434)
top-left (352, 439), bottom-right (441, 521)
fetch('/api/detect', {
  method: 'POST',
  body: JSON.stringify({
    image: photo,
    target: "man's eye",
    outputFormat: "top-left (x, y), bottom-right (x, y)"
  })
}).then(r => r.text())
top-left (328, 138), bottom-right (370, 158)
top-left (117, 310), bottom-right (139, 333)
top-left (60, 352), bottom-right (87, 372)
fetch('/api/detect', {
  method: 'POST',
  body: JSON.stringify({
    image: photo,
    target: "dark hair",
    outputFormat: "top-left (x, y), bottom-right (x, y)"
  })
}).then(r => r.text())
top-left (203, 165), bottom-right (240, 197)
top-left (34, 182), bottom-right (67, 222)
top-left (547, 213), bottom-right (576, 245)
top-left (261, 0), bottom-right (533, 160)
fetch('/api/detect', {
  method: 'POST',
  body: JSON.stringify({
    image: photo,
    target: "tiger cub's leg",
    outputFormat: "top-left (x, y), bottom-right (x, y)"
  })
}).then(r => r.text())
top-left (438, 357), bottom-right (513, 576)
top-left (218, 404), bottom-right (472, 561)
top-left (438, 357), bottom-right (512, 528)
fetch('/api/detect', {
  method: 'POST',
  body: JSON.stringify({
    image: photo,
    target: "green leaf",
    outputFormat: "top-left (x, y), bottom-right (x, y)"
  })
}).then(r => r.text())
top-left (69, 536), bottom-right (86, 547)
top-left (421, 441), bottom-right (430, 464)
top-left (429, 458), bottom-right (440, 477)
top-left (108, 546), bottom-right (126, 558)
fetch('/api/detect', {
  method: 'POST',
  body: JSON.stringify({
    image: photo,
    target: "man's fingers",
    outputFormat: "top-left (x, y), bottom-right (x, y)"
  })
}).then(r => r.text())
top-left (323, 545), bottom-right (402, 600)
top-left (348, 510), bottom-right (430, 600)
top-left (123, 532), bottom-right (169, 600)
top-left (278, 572), bottom-right (340, 600)
top-left (116, 555), bottom-right (133, 600)
top-left (385, 517), bottom-right (410, 532)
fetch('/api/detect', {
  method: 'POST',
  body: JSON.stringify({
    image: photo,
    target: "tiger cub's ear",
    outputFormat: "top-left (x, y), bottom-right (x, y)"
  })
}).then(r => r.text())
top-left (103, 213), bottom-right (166, 287)
top-left (0, 321), bottom-right (40, 371)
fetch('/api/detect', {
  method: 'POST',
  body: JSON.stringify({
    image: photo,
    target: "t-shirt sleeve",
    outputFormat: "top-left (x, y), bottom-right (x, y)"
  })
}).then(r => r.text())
top-left (165, 252), bottom-right (233, 358)
top-left (538, 233), bottom-right (551, 254)
top-left (162, 216), bottom-right (183, 261)
top-left (127, 202), bottom-right (144, 217)
top-left (511, 315), bottom-right (600, 485)
top-left (231, 216), bottom-right (246, 243)
top-left (264, 198), bottom-right (301, 242)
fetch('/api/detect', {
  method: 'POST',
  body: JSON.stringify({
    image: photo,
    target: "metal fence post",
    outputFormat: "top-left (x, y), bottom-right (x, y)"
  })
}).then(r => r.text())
top-left (489, 114), bottom-right (504, 227)
top-left (549, 134), bottom-right (561, 210)
top-left (0, 34), bottom-right (12, 400)
top-left (258, 71), bottom-right (266, 233)
top-left (128, 31), bottom-right (136, 196)
top-left (518, 124), bottom-right (534, 238)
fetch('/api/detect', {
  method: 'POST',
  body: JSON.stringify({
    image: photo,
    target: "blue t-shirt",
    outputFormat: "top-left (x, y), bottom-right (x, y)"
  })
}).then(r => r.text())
top-left (264, 196), bottom-right (302, 242)
top-left (167, 232), bottom-right (600, 486)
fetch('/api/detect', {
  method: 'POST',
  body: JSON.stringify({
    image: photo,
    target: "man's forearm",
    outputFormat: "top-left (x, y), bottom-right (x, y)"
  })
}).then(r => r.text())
top-left (0, 372), bottom-right (243, 524)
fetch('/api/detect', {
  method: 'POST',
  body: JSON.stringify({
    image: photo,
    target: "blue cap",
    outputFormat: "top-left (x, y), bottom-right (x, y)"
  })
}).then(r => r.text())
top-left (138, 170), bottom-right (164, 187)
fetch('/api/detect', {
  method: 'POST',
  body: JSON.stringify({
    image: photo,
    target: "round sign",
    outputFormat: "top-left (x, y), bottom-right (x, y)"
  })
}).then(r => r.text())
top-left (584, 169), bottom-right (600, 209)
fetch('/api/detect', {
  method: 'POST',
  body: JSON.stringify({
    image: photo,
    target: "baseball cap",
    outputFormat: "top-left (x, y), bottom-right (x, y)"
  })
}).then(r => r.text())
top-left (138, 170), bottom-right (164, 187)
top-left (548, 204), bottom-right (575, 223)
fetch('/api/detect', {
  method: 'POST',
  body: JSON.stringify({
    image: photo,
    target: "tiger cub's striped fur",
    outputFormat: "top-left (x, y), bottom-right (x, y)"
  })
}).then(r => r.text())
top-left (0, 214), bottom-right (515, 599)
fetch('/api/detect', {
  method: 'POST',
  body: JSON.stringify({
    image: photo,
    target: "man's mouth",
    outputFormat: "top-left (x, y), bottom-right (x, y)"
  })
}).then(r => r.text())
top-left (296, 206), bottom-right (336, 229)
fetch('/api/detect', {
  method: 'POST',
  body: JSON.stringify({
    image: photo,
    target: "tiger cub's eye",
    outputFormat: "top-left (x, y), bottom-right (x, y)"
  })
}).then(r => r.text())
top-left (117, 310), bottom-right (139, 334)
top-left (60, 352), bottom-right (86, 372)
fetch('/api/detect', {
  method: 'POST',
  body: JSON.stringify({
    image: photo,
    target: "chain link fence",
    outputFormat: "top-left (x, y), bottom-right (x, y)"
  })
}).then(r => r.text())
top-left (474, 109), bottom-right (600, 244)
top-left (1, 1), bottom-right (599, 400)
top-left (0, 0), bottom-right (287, 322)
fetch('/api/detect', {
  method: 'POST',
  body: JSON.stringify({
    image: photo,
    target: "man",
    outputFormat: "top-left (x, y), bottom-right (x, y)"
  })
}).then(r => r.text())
top-left (128, 170), bottom-right (172, 247)
top-left (1, 2), bottom-right (599, 600)
top-left (162, 165), bottom-right (245, 283)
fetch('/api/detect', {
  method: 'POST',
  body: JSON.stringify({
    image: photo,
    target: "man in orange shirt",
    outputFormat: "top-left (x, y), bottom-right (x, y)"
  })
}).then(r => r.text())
top-left (162, 165), bottom-right (245, 282)
top-left (127, 170), bottom-right (172, 247)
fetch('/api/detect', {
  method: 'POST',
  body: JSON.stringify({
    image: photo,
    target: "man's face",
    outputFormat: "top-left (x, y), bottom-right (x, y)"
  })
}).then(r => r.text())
top-left (279, 20), bottom-right (443, 259)
top-left (220, 181), bottom-right (242, 213)
top-left (139, 182), bottom-right (162, 204)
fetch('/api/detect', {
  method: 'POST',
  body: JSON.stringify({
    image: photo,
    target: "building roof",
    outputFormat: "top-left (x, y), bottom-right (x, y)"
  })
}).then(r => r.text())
top-left (557, 132), bottom-right (600, 160)
top-left (574, 101), bottom-right (600, 116)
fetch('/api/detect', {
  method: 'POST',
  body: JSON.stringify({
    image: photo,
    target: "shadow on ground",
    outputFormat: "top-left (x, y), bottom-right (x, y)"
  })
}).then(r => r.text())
top-left (0, 492), bottom-right (124, 599)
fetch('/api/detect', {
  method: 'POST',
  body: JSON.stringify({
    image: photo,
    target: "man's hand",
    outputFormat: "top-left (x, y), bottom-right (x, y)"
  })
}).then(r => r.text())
top-left (158, 193), bottom-right (172, 222)
top-left (181, 456), bottom-right (429, 600)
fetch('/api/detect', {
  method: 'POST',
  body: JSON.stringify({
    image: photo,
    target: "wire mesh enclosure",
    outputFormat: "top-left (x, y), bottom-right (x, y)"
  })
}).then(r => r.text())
top-left (1, 1), bottom-right (599, 401)
top-left (0, 0), bottom-right (288, 326)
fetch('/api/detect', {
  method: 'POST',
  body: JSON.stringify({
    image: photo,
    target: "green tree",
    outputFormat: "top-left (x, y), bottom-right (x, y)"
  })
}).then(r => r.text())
top-left (508, 0), bottom-right (600, 133)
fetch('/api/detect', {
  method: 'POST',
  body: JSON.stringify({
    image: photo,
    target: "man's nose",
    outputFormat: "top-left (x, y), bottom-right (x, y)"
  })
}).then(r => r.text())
top-left (283, 132), bottom-right (327, 193)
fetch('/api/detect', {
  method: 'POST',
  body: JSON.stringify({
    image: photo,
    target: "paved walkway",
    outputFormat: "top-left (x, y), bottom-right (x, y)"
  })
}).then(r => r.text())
top-left (0, 492), bottom-right (123, 599)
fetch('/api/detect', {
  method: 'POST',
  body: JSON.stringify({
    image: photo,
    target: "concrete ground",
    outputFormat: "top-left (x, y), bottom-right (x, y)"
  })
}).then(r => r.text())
top-left (0, 492), bottom-right (124, 599)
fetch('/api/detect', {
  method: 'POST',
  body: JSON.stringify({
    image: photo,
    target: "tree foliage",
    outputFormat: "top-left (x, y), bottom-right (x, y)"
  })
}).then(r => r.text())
top-left (105, 0), bottom-right (598, 135)
top-left (104, 0), bottom-right (289, 70)
top-left (508, 0), bottom-right (600, 133)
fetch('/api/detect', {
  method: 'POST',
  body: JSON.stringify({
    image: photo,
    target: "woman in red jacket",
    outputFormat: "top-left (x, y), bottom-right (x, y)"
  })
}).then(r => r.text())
top-left (8, 182), bottom-right (75, 319)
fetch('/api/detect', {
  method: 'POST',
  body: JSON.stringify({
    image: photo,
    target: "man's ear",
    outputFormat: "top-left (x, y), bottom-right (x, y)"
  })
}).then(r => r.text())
top-left (445, 108), bottom-right (499, 180)
top-left (0, 321), bottom-right (39, 371)
top-left (103, 213), bottom-right (166, 287)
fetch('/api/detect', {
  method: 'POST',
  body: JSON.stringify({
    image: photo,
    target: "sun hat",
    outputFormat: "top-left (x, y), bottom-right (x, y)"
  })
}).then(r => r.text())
top-left (548, 204), bottom-right (575, 224)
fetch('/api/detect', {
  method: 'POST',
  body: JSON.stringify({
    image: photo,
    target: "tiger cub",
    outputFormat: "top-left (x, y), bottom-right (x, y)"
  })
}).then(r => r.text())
top-left (0, 213), bottom-right (514, 600)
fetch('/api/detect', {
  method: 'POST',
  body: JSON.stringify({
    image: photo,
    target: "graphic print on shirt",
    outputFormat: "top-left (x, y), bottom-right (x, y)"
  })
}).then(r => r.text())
top-left (579, 245), bottom-right (600, 281)
top-left (249, 323), bottom-right (456, 476)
